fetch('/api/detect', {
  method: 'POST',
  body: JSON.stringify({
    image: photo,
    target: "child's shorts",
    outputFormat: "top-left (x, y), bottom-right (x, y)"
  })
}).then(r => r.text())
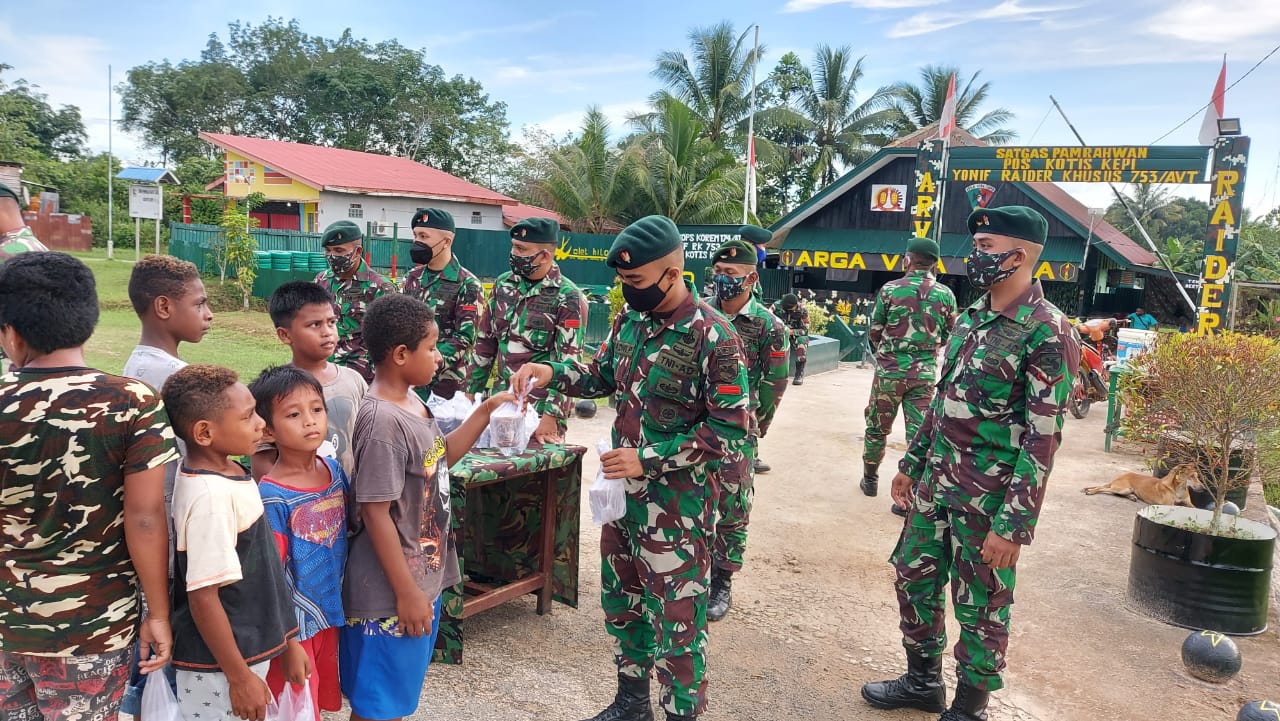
top-left (267, 627), bottom-right (340, 721)
top-left (338, 596), bottom-right (443, 721)
top-left (0, 648), bottom-right (132, 721)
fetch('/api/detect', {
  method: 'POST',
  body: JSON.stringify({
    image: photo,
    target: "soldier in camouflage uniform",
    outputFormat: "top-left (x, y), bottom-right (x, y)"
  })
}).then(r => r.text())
top-left (862, 207), bottom-right (1079, 721)
top-left (0, 183), bottom-right (47, 261)
top-left (513, 215), bottom-right (749, 721)
top-left (314, 219), bottom-right (397, 383)
top-left (703, 239), bottom-right (789, 622)
top-left (773, 294), bottom-right (810, 385)
top-left (468, 216), bottom-right (587, 443)
top-left (860, 236), bottom-right (957, 509)
top-left (402, 208), bottom-right (483, 399)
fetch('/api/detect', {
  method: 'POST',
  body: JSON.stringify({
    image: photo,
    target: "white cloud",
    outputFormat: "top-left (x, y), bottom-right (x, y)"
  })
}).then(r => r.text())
top-left (424, 12), bottom-right (584, 49)
top-left (887, 0), bottom-right (1075, 38)
top-left (481, 57), bottom-right (652, 93)
top-left (782, 0), bottom-right (942, 11)
top-left (1147, 0), bottom-right (1280, 42)
top-left (531, 101), bottom-right (651, 139)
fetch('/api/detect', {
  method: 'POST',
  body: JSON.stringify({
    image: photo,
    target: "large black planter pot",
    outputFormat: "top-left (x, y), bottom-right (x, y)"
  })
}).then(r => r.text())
top-left (1128, 505), bottom-right (1276, 635)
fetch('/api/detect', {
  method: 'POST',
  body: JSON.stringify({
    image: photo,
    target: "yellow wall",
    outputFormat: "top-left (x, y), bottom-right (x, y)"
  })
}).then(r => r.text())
top-left (221, 152), bottom-right (320, 202)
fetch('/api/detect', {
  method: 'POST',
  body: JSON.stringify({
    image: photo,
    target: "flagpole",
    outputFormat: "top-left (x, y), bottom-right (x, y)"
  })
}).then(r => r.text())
top-left (742, 23), bottom-right (760, 225)
top-left (107, 64), bottom-right (114, 260)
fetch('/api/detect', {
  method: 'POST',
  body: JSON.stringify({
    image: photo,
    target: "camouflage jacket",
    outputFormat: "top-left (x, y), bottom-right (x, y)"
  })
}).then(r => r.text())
top-left (0, 226), bottom-right (48, 260)
top-left (773, 302), bottom-right (810, 347)
top-left (899, 280), bottom-right (1080, 545)
top-left (314, 259), bottom-right (397, 382)
top-left (868, 270), bottom-right (958, 381)
top-left (549, 281), bottom-right (750, 481)
top-left (468, 264), bottom-right (587, 420)
top-left (708, 295), bottom-right (789, 437)
top-left (402, 256), bottom-right (483, 395)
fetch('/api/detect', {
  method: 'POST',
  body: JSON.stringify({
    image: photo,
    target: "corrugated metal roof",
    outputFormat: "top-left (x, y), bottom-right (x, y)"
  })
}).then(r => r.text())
top-left (199, 133), bottom-right (516, 207)
top-left (502, 203), bottom-right (568, 228)
top-left (116, 167), bottom-right (180, 184)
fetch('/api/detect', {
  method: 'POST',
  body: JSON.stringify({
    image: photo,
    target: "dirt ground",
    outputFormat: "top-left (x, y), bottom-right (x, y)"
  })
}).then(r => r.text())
top-left (401, 363), bottom-right (1279, 721)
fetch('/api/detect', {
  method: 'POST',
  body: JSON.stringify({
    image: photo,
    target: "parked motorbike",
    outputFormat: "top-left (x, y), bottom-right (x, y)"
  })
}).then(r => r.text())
top-left (1069, 317), bottom-right (1128, 419)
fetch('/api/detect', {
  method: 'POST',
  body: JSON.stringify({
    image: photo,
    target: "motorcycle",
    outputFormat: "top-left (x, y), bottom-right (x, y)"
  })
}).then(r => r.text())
top-left (1068, 317), bottom-right (1128, 419)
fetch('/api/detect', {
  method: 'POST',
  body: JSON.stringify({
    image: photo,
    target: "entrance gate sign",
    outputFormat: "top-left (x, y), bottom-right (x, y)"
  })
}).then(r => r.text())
top-left (946, 146), bottom-right (1212, 185)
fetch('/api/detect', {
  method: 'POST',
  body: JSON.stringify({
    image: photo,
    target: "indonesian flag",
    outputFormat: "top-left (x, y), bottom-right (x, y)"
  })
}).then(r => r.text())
top-left (1198, 59), bottom-right (1227, 145)
top-left (746, 134), bottom-right (758, 215)
top-left (937, 73), bottom-right (958, 141)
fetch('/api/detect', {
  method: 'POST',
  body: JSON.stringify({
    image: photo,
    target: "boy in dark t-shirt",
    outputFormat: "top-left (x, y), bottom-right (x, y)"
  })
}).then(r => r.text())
top-left (0, 253), bottom-right (178, 721)
top-left (340, 294), bottom-right (513, 721)
top-left (162, 364), bottom-right (307, 721)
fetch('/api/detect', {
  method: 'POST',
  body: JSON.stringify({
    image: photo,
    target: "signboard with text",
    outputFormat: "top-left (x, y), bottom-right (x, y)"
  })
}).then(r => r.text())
top-left (1196, 137), bottom-right (1249, 334)
top-left (128, 185), bottom-right (162, 220)
top-left (779, 248), bottom-right (1079, 283)
top-left (946, 145), bottom-right (1211, 185)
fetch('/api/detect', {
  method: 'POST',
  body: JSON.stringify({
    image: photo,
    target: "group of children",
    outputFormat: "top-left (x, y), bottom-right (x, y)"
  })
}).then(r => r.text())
top-left (0, 252), bottom-right (513, 721)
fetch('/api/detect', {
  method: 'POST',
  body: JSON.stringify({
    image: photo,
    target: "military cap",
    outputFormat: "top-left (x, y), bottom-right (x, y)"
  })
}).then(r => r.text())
top-left (738, 224), bottom-right (772, 245)
top-left (411, 208), bottom-right (454, 232)
top-left (321, 219), bottom-right (364, 247)
top-left (607, 215), bottom-right (683, 270)
top-left (967, 205), bottom-right (1048, 245)
top-left (781, 293), bottom-right (799, 308)
top-left (510, 217), bottom-right (560, 244)
top-left (0, 183), bottom-right (20, 205)
top-left (712, 239), bottom-right (758, 267)
top-left (905, 236), bottom-right (940, 260)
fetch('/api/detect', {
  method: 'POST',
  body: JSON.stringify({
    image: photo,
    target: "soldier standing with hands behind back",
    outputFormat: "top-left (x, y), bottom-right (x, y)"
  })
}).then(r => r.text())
top-left (513, 215), bottom-right (749, 721)
top-left (860, 236), bottom-right (957, 511)
top-left (861, 206), bottom-right (1079, 721)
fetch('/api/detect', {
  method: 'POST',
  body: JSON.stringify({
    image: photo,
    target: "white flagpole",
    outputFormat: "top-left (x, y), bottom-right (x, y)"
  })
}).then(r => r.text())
top-left (742, 24), bottom-right (760, 225)
top-left (107, 64), bottom-right (114, 260)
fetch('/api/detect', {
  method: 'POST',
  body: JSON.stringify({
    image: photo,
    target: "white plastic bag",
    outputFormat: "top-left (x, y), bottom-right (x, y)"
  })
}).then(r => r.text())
top-left (589, 439), bottom-right (626, 525)
top-left (276, 683), bottom-right (314, 721)
top-left (489, 401), bottom-right (528, 456)
top-left (140, 670), bottom-right (184, 721)
top-left (428, 392), bottom-right (472, 436)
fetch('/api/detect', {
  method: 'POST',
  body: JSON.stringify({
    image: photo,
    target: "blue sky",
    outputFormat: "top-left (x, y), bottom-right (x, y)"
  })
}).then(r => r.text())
top-left (3, 0), bottom-right (1279, 212)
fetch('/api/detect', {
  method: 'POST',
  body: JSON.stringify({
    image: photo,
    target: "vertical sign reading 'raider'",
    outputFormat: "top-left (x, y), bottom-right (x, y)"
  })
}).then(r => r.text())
top-left (1198, 136), bottom-right (1249, 335)
top-left (911, 139), bottom-right (945, 239)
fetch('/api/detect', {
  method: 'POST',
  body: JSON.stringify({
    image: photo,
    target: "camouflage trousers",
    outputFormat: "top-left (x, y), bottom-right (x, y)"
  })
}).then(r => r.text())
top-left (863, 374), bottom-right (934, 465)
top-left (601, 467), bottom-right (713, 716)
top-left (333, 352), bottom-right (374, 384)
top-left (891, 500), bottom-right (1016, 692)
top-left (792, 341), bottom-right (808, 365)
top-left (711, 440), bottom-right (757, 573)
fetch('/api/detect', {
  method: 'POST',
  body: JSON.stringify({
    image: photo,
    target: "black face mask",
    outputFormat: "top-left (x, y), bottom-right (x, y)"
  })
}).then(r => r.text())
top-left (410, 242), bottom-right (434, 266)
top-left (510, 250), bottom-right (544, 279)
top-left (623, 270), bottom-right (675, 313)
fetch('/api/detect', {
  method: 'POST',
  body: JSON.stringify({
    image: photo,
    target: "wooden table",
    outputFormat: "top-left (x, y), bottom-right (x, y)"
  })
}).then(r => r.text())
top-left (432, 443), bottom-right (585, 664)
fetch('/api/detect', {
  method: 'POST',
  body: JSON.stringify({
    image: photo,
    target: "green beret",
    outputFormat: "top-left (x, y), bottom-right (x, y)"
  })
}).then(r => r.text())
top-left (321, 220), bottom-right (363, 247)
top-left (967, 205), bottom-right (1048, 245)
top-left (510, 217), bottom-right (560, 244)
top-left (738, 225), bottom-right (772, 245)
top-left (712, 239), bottom-right (757, 267)
top-left (781, 293), bottom-right (799, 308)
top-left (412, 208), bottom-right (454, 232)
top-left (0, 183), bottom-right (19, 205)
top-left (905, 236), bottom-right (940, 260)
top-left (607, 215), bottom-right (683, 270)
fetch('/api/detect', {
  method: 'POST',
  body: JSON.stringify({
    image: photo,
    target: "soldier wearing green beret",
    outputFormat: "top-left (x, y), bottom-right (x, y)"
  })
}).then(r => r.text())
top-left (859, 236), bottom-right (957, 511)
top-left (468, 216), bottom-right (587, 443)
top-left (703, 238), bottom-right (789, 622)
top-left (738, 224), bottom-right (771, 266)
top-left (314, 219), bottom-right (397, 383)
top-left (772, 293), bottom-right (810, 385)
top-left (863, 206), bottom-right (1079, 721)
top-left (402, 208), bottom-right (483, 399)
top-left (0, 183), bottom-right (47, 261)
top-left (512, 215), bottom-right (749, 721)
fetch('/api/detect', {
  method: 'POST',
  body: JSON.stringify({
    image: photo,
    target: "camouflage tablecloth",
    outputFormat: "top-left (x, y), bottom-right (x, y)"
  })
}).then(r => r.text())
top-left (433, 443), bottom-right (585, 664)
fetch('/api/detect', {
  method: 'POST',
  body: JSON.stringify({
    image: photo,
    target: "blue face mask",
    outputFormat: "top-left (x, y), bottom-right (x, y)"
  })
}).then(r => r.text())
top-left (713, 273), bottom-right (748, 301)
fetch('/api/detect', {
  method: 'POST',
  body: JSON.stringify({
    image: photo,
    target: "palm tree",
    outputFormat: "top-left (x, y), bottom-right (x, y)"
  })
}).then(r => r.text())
top-left (649, 21), bottom-right (763, 146)
top-left (628, 98), bottom-right (745, 224)
top-left (887, 65), bottom-right (1015, 144)
top-left (759, 46), bottom-right (896, 188)
top-left (534, 107), bottom-right (638, 233)
top-left (1105, 185), bottom-right (1185, 241)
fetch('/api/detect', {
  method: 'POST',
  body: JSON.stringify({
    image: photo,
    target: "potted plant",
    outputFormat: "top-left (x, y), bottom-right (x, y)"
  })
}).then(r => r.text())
top-left (1118, 331), bottom-right (1280, 634)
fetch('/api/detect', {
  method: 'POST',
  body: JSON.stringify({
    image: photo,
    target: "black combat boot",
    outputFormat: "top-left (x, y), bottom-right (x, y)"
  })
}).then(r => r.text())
top-left (860, 462), bottom-right (880, 497)
top-left (793, 360), bottom-right (806, 386)
top-left (582, 675), bottom-right (654, 721)
top-left (891, 503), bottom-right (908, 518)
top-left (753, 457), bottom-right (771, 474)
top-left (860, 651), bottom-right (946, 713)
top-left (939, 683), bottom-right (989, 721)
top-left (706, 569), bottom-right (733, 622)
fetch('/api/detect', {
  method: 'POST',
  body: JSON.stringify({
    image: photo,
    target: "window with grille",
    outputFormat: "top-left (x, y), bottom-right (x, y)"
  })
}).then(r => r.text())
top-left (348, 204), bottom-right (363, 219)
top-left (471, 211), bottom-right (482, 225)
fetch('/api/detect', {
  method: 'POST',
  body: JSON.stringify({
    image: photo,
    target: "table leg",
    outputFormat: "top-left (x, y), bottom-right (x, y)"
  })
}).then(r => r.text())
top-left (537, 468), bottom-right (556, 615)
top-left (1105, 370), bottom-right (1122, 453)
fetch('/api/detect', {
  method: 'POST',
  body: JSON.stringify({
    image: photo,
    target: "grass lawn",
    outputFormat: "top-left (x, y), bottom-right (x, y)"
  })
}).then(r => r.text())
top-left (73, 249), bottom-right (289, 379)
